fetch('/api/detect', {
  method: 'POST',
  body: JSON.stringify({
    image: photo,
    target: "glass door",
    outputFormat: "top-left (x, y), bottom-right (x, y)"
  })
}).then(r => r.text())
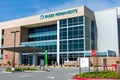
top-left (37, 54), bottom-right (44, 65)
top-left (28, 54), bottom-right (33, 65)
top-left (22, 55), bottom-right (28, 65)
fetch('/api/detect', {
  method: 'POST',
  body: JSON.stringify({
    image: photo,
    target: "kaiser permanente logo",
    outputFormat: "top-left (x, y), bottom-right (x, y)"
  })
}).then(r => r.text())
top-left (40, 9), bottom-right (78, 19)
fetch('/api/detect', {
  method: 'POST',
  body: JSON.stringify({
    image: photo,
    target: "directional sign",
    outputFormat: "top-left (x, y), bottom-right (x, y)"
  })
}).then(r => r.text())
top-left (40, 60), bottom-right (44, 66)
top-left (80, 58), bottom-right (89, 68)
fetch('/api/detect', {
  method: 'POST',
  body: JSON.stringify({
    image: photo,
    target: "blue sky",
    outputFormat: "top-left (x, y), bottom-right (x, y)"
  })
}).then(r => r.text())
top-left (0, 0), bottom-right (120, 22)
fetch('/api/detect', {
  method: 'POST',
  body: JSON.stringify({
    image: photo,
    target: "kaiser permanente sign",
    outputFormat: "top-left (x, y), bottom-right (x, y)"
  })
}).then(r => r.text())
top-left (40, 9), bottom-right (78, 19)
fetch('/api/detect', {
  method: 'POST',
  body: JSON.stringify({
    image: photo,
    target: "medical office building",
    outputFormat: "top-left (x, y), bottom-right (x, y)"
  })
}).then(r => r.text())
top-left (0, 6), bottom-right (120, 66)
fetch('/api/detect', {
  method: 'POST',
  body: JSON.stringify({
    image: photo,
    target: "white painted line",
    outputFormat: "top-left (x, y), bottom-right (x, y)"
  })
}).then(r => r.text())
top-left (2, 71), bottom-right (12, 73)
top-left (19, 75), bottom-right (30, 78)
top-left (47, 76), bottom-right (55, 79)
top-left (67, 79), bottom-right (71, 80)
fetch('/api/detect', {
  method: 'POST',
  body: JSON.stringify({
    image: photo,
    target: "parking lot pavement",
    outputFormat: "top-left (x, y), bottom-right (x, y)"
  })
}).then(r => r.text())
top-left (0, 67), bottom-right (90, 80)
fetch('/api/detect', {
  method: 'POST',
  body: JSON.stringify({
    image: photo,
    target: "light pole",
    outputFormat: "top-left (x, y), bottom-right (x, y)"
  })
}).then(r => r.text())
top-left (73, 52), bottom-right (75, 66)
top-left (11, 31), bottom-right (20, 71)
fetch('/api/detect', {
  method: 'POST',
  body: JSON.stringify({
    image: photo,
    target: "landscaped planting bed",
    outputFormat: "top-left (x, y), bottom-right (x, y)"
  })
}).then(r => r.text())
top-left (73, 71), bottom-right (120, 80)
top-left (6, 67), bottom-right (37, 72)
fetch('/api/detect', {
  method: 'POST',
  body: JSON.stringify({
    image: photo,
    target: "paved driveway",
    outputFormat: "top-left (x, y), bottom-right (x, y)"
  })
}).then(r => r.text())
top-left (0, 67), bottom-right (90, 80)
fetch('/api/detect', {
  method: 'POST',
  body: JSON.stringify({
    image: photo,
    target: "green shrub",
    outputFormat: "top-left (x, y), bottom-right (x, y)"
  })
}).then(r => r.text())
top-left (30, 68), bottom-right (37, 71)
top-left (75, 71), bottom-right (120, 79)
top-left (15, 67), bottom-right (22, 71)
top-left (23, 67), bottom-right (28, 70)
top-left (89, 74), bottom-right (96, 78)
top-left (6, 68), bottom-right (12, 72)
top-left (6, 67), bottom-right (37, 72)
top-left (22, 67), bottom-right (37, 71)
top-left (116, 61), bottom-right (120, 64)
top-left (7, 61), bottom-right (11, 65)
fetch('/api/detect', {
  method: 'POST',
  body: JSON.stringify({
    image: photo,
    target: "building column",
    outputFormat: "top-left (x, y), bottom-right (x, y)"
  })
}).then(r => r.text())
top-left (57, 20), bottom-right (60, 66)
top-left (83, 16), bottom-right (86, 57)
top-left (19, 52), bottom-right (22, 66)
top-left (33, 52), bottom-right (36, 66)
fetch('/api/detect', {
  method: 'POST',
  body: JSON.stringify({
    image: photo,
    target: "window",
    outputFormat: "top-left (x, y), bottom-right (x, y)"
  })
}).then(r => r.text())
top-left (68, 16), bottom-right (83, 26)
top-left (60, 28), bottom-right (67, 39)
top-left (28, 25), bottom-right (57, 42)
top-left (2, 29), bottom-right (4, 35)
top-left (60, 41), bottom-right (67, 52)
top-left (59, 16), bottom-right (84, 52)
top-left (60, 19), bottom-right (67, 27)
top-left (68, 26), bottom-right (84, 39)
top-left (68, 39), bottom-right (84, 51)
top-left (1, 29), bottom-right (4, 46)
top-left (0, 50), bottom-right (3, 59)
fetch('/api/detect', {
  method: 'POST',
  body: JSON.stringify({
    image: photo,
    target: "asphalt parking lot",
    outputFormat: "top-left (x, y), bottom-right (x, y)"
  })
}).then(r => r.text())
top-left (0, 67), bottom-right (90, 80)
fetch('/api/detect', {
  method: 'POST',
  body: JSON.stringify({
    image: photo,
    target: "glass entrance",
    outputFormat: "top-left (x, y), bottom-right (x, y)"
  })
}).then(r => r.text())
top-left (21, 54), bottom-right (57, 66)
top-left (36, 54), bottom-right (57, 65)
top-left (22, 54), bottom-right (33, 65)
top-left (28, 55), bottom-right (33, 65)
top-left (37, 54), bottom-right (44, 65)
top-left (48, 54), bottom-right (56, 65)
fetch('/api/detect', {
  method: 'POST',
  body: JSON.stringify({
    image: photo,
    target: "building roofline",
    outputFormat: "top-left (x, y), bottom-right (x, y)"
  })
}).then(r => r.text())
top-left (0, 5), bottom-right (89, 23)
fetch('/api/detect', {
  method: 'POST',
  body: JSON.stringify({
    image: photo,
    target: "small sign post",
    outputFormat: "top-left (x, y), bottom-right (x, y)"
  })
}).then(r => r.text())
top-left (80, 58), bottom-right (90, 74)
top-left (103, 58), bottom-right (107, 71)
top-left (39, 59), bottom-right (44, 71)
top-left (40, 60), bottom-right (44, 66)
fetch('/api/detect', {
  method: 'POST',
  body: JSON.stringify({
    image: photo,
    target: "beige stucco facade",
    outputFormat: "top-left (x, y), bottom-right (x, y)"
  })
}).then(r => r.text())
top-left (0, 6), bottom-right (94, 29)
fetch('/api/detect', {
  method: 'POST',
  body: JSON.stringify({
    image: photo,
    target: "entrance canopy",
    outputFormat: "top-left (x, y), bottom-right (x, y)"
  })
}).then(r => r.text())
top-left (0, 45), bottom-right (42, 53)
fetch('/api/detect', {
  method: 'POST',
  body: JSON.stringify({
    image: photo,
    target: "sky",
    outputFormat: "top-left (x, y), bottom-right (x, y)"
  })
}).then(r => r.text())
top-left (0, 0), bottom-right (120, 22)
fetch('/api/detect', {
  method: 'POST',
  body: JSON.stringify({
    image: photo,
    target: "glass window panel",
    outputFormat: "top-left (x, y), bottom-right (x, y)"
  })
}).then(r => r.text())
top-left (60, 19), bottom-right (67, 27)
top-left (68, 18), bottom-right (72, 24)
top-left (78, 26), bottom-right (83, 30)
top-left (78, 16), bottom-right (83, 24)
top-left (73, 17), bottom-right (78, 22)
top-left (74, 27), bottom-right (78, 31)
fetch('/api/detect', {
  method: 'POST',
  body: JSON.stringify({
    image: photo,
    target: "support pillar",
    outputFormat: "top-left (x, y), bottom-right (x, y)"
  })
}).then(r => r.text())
top-left (57, 20), bottom-right (60, 66)
top-left (18, 52), bottom-right (22, 66)
top-left (33, 52), bottom-right (36, 66)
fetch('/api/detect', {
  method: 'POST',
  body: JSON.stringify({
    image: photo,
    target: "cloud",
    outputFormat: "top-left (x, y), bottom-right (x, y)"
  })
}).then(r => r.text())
top-left (36, 0), bottom-right (120, 14)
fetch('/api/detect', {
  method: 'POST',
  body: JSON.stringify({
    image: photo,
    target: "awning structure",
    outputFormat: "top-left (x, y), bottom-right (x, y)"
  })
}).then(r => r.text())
top-left (0, 45), bottom-right (42, 53)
